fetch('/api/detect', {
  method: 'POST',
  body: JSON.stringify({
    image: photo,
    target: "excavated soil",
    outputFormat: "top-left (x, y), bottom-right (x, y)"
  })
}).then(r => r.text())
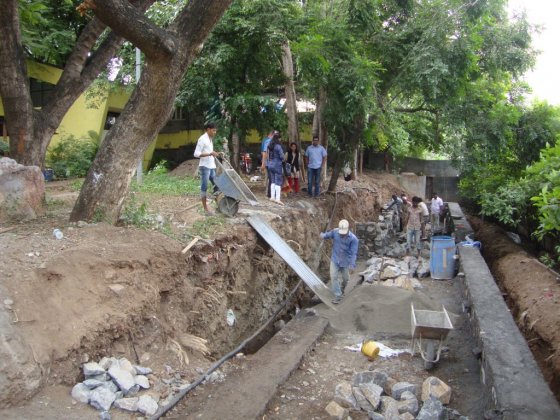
top-left (0, 169), bottom-right (387, 418)
top-left (469, 217), bottom-right (560, 400)
top-left (0, 168), bottom-right (557, 418)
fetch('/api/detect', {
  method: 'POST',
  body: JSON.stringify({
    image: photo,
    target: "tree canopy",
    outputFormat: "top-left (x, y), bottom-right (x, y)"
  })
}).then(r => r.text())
top-left (2, 0), bottom-right (558, 229)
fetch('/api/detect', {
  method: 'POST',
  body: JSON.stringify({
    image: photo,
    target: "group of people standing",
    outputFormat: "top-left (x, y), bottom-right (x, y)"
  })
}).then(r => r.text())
top-left (387, 192), bottom-right (445, 256)
top-left (193, 125), bottom-right (446, 307)
top-left (194, 125), bottom-right (329, 211)
top-left (260, 131), bottom-right (327, 204)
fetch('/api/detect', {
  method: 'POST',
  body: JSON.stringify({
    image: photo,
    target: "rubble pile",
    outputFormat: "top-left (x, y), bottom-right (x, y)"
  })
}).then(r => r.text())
top-left (325, 370), bottom-right (466, 420)
top-left (355, 205), bottom-right (434, 288)
top-left (359, 255), bottom-right (430, 289)
top-left (70, 356), bottom-right (224, 418)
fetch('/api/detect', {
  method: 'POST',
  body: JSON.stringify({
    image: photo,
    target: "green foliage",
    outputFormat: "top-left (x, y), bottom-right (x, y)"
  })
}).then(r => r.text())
top-left (527, 143), bottom-right (560, 239)
top-left (539, 244), bottom-right (560, 269)
top-left (177, 0), bottom-right (302, 139)
top-left (70, 179), bottom-right (84, 191)
top-left (132, 161), bottom-right (200, 196)
top-left (0, 139), bottom-right (8, 155)
top-left (45, 133), bottom-right (98, 179)
top-left (479, 181), bottom-right (530, 227)
top-left (472, 134), bottom-right (560, 240)
top-left (18, 0), bottom-right (86, 66)
top-left (120, 194), bottom-right (171, 234)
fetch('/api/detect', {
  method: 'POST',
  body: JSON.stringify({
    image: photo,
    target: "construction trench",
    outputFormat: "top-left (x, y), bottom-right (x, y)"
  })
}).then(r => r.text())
top-left (1, 183), bottom-right (560, 420)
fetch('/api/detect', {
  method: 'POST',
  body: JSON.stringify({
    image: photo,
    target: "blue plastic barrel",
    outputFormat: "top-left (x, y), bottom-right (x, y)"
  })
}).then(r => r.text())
top-left (430, 236), bottom-right (456, 279)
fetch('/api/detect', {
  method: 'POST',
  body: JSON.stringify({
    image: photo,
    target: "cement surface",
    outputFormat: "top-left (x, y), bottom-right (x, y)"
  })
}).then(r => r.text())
top-left (177, 314), bottom-right (328, 419)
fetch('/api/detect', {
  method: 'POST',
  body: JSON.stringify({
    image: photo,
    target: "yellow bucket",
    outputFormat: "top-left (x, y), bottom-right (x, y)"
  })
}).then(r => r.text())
top-left (361, 340), bottom-right (380, 360)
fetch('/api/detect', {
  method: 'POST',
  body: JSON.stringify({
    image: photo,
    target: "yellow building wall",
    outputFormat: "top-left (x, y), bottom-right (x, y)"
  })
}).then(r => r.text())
top-left (2, 61), bottom-right (314, 170)
top-left (54, 92), bottom-right (109, 144)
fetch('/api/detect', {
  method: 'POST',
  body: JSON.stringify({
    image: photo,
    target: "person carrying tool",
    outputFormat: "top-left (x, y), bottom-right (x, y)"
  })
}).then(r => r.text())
top-left (320, 219), bottom-right (359, 304)
top-left (193, 122), bottom-right (220, 216)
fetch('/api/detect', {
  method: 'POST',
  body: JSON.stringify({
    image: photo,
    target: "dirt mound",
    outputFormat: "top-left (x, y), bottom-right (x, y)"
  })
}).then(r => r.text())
top-left (170, 159), bottom-right (199, 177)
top-left (470, 217), bottom-right (560, 399)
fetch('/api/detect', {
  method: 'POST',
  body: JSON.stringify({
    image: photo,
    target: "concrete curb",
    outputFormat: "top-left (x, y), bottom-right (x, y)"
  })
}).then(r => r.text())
top-left (458, 246), bottom-right (560, 419)
top-left (185, 313), bottom-right (329, 419)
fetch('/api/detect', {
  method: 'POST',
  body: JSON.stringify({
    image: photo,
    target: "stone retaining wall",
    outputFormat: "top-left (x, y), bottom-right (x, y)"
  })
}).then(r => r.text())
top-left (355, 208), bottom-right (399, 258)
top-left (458, 246), bottom-right (560, 419)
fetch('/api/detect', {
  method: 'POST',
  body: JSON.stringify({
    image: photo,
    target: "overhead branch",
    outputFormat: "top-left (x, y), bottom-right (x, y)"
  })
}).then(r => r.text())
top-left (394, 106), bottom-right (437, 114)
top-left (89, 0), bottom-right (176, 59)
top-left (171, 0), bottom-right (234, 53)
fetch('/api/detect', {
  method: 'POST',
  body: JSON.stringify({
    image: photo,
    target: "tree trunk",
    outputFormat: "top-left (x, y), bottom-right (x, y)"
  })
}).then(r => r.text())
top-left (232, 128), bottom-right (240, 172)
top-left (309, 88), bottom-right (327, 184)
top-left (328, 150), bottom-right (344, 193)
top-left (281, 42), bottom-right (299, 146)
top-left (0, 0), bottom-right (139, 166)
top-left (352, 147), bottom-right (358, 180)
top-left (71, 0), bottom-right (233, 223)
top-left (0, 0), bottom-right (39, 165)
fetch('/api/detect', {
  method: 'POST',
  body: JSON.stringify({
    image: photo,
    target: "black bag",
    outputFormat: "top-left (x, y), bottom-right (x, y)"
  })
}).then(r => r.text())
top-left (284, 162), bottom-right (292, 176)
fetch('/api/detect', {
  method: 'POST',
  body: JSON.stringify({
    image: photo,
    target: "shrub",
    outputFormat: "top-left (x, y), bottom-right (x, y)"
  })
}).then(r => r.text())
top-left (0, 139), bottom-right (8, 156)
top-left (133, 160), bottom-right (200, 196)
top-left (46, 133), bottom-right (98, 179)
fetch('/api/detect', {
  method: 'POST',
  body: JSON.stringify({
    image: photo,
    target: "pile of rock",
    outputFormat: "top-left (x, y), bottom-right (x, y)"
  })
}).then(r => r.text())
top-left (0, 157), bottom-right (45, 222)
top-left (359, 255), bottom-right (430, 289)
top-left (325, 370), bottom-right (465, 419)
top-left (70, 356), bottom-right (226, 418)
top-left (71, 357), bottom-right (158, 417)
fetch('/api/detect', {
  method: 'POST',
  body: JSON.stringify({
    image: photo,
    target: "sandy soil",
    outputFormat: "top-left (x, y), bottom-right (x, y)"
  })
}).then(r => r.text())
top-left (0, 167), bottom-right (557, 418)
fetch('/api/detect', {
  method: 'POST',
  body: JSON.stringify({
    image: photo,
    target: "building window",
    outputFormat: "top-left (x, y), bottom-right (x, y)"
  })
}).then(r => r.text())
top-left (29, 78), bottom-right (55, 107)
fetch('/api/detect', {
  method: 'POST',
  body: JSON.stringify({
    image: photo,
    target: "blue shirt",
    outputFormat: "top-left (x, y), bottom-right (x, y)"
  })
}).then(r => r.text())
top-left (305, 144), bottom-right (327, 169)
top-left (261, 136), bottom-right (272, 153)
top-left (320, 229), bottom-right (359, 269)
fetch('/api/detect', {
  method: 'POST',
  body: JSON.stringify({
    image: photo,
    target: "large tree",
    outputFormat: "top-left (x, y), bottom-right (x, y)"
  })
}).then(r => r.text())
top-left (0, 0), bottom-right (152, 165)
top-left (69, 0), bottom-right (233, 223)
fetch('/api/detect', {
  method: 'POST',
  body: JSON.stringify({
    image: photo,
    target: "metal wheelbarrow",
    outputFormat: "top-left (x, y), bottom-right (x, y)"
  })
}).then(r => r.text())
top-left (213, 158), bottom-right (259, 217)
top-left (410, 303), bottom-right (454, 370)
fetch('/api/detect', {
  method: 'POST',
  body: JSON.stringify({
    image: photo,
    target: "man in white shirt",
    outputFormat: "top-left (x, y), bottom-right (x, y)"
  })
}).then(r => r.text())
top-left (418, 198), bottom-right (429, 240)
top-left (194, 122), bottom-right (219, 215)
top-left (430, 192), bottom-right (444, 231)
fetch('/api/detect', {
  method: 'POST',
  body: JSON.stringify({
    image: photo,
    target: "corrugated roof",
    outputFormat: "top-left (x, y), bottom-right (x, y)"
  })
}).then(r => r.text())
top-left (247, 215), bottom-right (336, 309)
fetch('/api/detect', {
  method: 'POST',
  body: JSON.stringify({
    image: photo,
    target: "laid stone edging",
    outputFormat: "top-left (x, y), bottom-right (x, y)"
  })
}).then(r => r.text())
top-left (458, 246), bottom-right (560, 419)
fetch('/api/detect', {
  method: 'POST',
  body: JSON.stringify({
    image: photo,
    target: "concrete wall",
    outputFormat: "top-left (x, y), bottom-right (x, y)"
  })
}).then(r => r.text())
top-left (458, 246), bottom-right (560, 419)
top-left (398, 173), bottom-right (426, 199)
top-left (364, 152), bottom-right (459, 176)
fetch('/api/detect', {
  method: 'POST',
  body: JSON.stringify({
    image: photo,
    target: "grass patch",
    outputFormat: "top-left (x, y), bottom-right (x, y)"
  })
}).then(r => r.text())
top-left (132, 161), bottom-right (199, 196)
top-left (120, 194), bottom-right (172, 235)
top-left (46, 198), bottom-right (66, 209)
top-left (70, 179), bottom-right (84, 191)
top-left (186, 214), bottom-right (225, 239)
